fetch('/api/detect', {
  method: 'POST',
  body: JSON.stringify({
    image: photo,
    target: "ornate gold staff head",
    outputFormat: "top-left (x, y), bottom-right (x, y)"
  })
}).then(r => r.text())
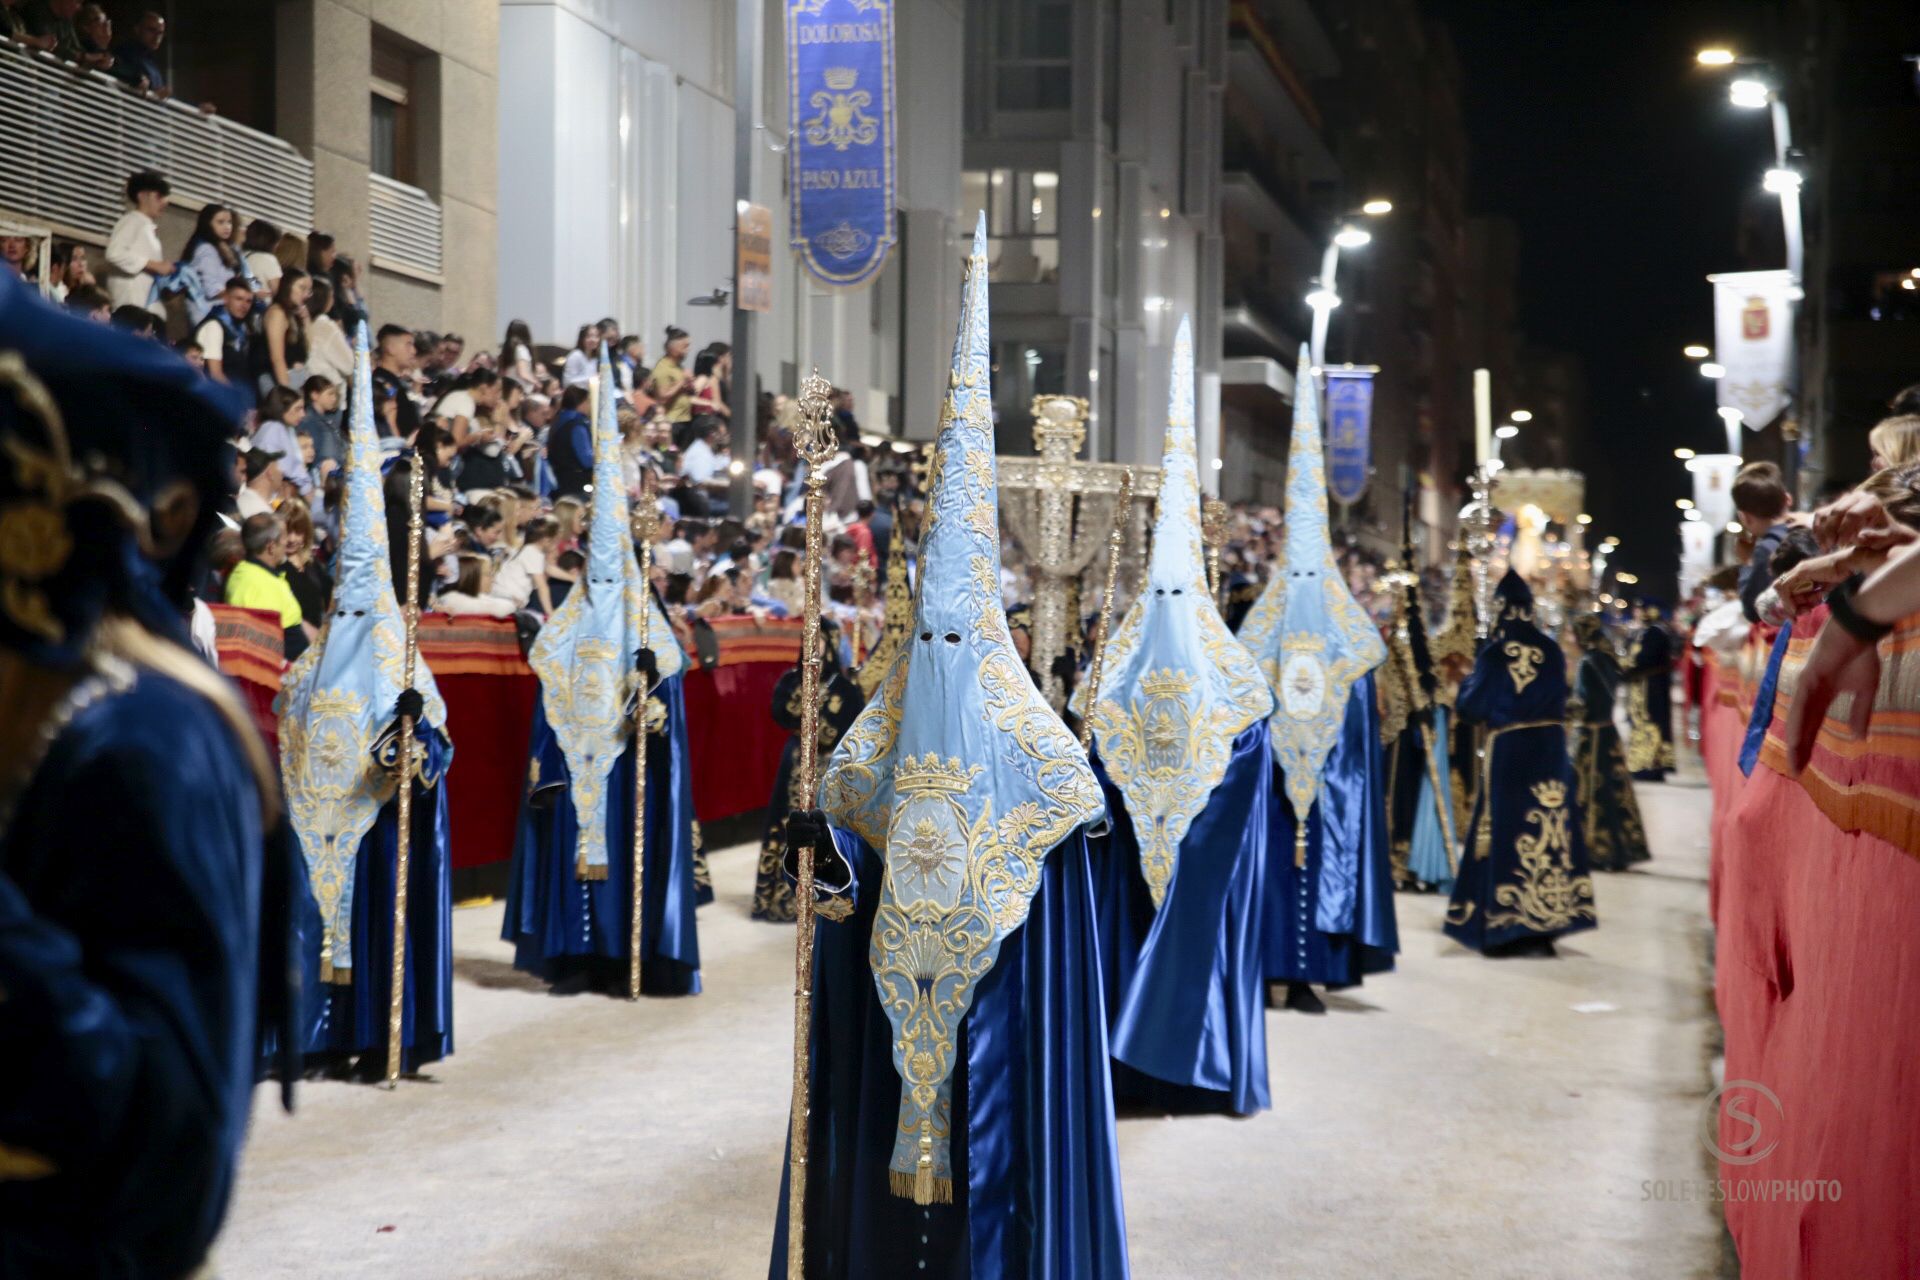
top-left (795, 370), bottom-right (839, 478)
top-left (1202, 497), bottom-right (1229, 550)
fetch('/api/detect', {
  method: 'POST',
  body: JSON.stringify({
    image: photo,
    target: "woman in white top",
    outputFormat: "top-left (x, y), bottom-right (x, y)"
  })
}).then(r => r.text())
top-left (104, 171), bottom-right (172, 317)
top-left (302, 277), bottom-right (354, 388)
top-left (242, 219), bottom-right (283, 296)
top-left (498, 319), bottom-right (537, 385)
top-left (491, 514), bottom-right (559, 615)
top-left (560, 325), bottom-right (601, 389)
top-left (437, 552), bottom-right (517, 618)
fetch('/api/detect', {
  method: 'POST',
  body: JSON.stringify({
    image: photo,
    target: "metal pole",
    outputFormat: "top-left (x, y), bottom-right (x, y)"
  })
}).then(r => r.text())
top-left (1772, 95), bottom-right (1804, 498)
top-left (1308, 241), bottom-right (1340, 372)
top-left (728, 0), bottom-right (758, 520)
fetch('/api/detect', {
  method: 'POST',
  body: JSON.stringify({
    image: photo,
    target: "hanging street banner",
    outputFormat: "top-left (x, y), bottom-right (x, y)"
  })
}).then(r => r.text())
top-left (1678, 518), bottom-right (1717, 599)
top-left (786, 0), bottom-right (897, 289)
top-left (1709, 268), bottom-right (1795, 431)
top-left (1323, 365), bottom-right (1378, 507)
top-left (1689, 452), bottom-right (1742, 535)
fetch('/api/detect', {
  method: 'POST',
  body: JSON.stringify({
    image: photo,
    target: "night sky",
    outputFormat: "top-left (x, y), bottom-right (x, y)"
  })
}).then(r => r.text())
top-left (1429, 0), bottom-right (1777, 598)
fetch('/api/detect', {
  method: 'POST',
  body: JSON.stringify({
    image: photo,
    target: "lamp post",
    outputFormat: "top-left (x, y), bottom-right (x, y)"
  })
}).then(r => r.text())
top-left (1305, 201), bottom-right (1392, 373)
top-left (1698, 49), bottom-right (1805, 494)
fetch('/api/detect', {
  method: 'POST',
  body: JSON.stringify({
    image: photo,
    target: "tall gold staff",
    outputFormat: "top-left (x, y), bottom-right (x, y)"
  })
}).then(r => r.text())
top-left (1202, 496), bottom-right (1228, 607)
top-left (629, 470), bottom-right (659, 1001)
top-left (787, 370), bottom-right (839, 1279)
top-left (385, 454), bottom-right (426, 1088)
top-left (1079, 468), bottom-right (1134, 753)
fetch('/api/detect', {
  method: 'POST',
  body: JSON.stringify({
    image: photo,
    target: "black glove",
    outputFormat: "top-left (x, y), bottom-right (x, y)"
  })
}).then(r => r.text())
top-left (1050, 653), bottom-right (1078, 688)
top-left (394, 687), bottom-right (425, 723)
top-left (634, 646), bottom-right (660, 686)
top-left (781, 807), bottom-right (855, 897)
top-left (785, 807), bottom-right (828, 849)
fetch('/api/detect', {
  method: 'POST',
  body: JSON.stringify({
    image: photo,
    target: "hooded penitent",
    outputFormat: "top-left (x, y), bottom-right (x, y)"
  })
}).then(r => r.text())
top-left (278, 323), bottom-right (448, 983)
top-left (819, 214), bottom-right (1103, 1204)
top-left (527, 348), bottom-right (684, 880)
top-left (1073, 315), bottom-right (1270, 905)
top-left (1239, 348), bottom-right (1387, 857)
top-left (1428, 540), bottom-right (1480, 677)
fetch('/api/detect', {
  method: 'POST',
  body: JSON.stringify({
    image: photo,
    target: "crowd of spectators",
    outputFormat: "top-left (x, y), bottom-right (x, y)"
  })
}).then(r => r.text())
top-left (1, 4), bottom-right (205, 107)
top-left (6, 169), bottom-right (941, 670)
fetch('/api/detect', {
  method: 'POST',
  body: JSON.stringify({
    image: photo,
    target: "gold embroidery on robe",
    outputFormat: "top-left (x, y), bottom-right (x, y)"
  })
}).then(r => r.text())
top-left (1485, 780), bottom-right (1596, 933)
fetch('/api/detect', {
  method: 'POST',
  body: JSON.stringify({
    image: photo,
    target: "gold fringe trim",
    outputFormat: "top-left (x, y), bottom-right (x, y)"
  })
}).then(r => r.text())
top-left (321, 959), bottom-right (352, 986)
top-left (1294, 824), bottom-right (1308, 869)
top-left (576, 860), bottom-right (609, 882)
top-left (889, 1170), bottom-right (954, 1205)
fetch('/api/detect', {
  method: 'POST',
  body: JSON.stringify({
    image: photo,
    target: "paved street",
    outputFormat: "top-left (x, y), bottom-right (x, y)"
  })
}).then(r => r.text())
top-left (221, 769), bottom-right (1726, 1279)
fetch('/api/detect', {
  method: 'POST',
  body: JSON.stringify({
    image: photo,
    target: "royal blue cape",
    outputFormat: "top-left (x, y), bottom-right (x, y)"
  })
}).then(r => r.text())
top-left (1264, 672), bottom-right (1399, 985)
top-left (279, 724), bottom-right (454, 1073)
top-left (503, 673), bottom-right (700, 994)
top-left (768, 827), bottom-right (1130, 1279)
top-left (1091, 722), bottom-right (1271, 1115)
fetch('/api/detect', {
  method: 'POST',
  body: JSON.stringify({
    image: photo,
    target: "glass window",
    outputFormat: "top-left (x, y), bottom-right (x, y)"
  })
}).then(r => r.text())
top-left (370, 96), bottom-right (399, 180)
top-left (965, 169), bottom-right (1063, 286)
top-left (992, 0), bottom-right (1071, 113)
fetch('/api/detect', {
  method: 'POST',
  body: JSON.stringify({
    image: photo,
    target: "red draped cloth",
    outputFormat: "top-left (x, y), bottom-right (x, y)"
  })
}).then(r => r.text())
top-left (1709, 611), bottom-right (1920, 1276)
top-left (682, 616), bottom-right (803, 823)
top-left (416, 617), bottom-right (540, 871)
top-left (213, 610), bottom-right (806, 868)
top-left (208, 604), bottom-right (285, 756)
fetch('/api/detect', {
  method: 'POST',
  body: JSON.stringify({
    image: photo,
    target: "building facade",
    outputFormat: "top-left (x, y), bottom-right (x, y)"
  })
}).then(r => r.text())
top-left (495, 0), bottom-right (966, 443)
top-left (0, 0), bottom-right (496, 342)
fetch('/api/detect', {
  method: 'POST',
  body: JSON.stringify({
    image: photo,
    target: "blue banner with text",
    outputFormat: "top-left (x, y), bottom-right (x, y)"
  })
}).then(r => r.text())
top-left (1324, 367), bottom-right (1376, 507)
top-left (787, 0), bottom-right (897, 289)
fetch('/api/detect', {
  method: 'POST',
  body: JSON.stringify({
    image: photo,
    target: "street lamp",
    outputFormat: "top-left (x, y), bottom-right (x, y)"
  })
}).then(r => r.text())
top-left (1306, 202), bottom-right (1393, 371)
top-left (1683, 344), bottom-right (1711, 359)
top-left (1674, 447), bottom-right (1696, 460)
top-left (1729, 78), bottom-right (1771, 109)
top-left (1495, 424), bottom-right (1520, 439)
top-left (1511, 409), bottom-right (1533, 423)
top-left (1696, 48), bottom-right (1737, 66)
top-left (1700, 361), bottom-right (1726, 379)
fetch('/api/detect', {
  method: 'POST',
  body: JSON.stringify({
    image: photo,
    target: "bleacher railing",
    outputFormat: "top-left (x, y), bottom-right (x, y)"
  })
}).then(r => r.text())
top-left (0, 43), bottom-right (312, 238)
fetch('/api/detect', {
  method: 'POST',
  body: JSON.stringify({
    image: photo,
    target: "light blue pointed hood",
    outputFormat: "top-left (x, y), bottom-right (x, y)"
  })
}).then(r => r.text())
top-left (277, 322), bottom-right (448, 982)
top-left (528, 347), bottom-right (684, 879)
top-left (1072, 315), bottom-right (1270, 905)
top-left (820, 213), bottom-right (1102, 1204)
top-left (1239, 346), bottom-right (1386, 839)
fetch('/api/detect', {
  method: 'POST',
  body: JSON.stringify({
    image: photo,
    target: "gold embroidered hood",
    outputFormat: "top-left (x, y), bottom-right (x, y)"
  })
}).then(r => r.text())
top-left (277, 324), bottom-right (448, 982)
top-left (1072, 315), bottom-right (1271, 904)
top-left (1239, 348), bottom-right (1387, 854)
top-left (818, 214), bottom-right (1102, 1204)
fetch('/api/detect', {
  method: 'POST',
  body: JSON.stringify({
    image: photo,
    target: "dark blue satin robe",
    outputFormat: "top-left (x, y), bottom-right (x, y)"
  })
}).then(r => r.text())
top-left (769, 828), bottom-right (1130, 1280)
top-left (284, 727), bottom-right (455, 1074)
top-left (1091, 723), bottom-right (1271, 1115)
top-left (1264, 673), bottom-right (1400, 987)
top-left (503, 673), bottom-right (700, 995)
top-left (1443, 628), bottom-right (1598, 953)
top-left (1, 672), bottom-right (266, 1277)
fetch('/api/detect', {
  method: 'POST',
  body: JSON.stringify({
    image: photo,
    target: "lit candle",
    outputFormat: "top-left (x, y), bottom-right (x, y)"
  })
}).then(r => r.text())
top-left (1473, 368), bottom-right (1491, 467)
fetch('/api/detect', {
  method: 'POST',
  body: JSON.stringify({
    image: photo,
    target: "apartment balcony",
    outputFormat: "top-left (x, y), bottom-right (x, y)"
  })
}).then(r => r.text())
top-left (1226, 2), bottom-right (1340, 191)
top-left (0, 43), bottom-right (442, 283)
top-left (1221, 269), bottom-right (1307, 361)
top-left (0, 43), bottom-right (311, 239)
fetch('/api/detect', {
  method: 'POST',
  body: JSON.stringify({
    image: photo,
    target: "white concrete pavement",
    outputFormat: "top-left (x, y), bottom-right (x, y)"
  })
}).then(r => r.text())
top-left (219, 769), bottom-right (1725, 1279)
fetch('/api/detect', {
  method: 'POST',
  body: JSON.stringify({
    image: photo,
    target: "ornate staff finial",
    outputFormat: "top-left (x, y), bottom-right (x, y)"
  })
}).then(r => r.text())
top-left (795, 370), bottom-right (839, 472)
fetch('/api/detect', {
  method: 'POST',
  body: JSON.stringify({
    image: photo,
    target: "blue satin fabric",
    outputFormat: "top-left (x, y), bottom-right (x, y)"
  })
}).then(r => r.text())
top-left (283, 727), bottom-right (454, 1073)
top-left (768, 827), bottom-right (1130, 1280)
top-left (1263, 673), bottom-right (1399, 986)
top-left (1, 673), bottom-right (266, 1278)
top-left (503, 673), bottom-right (700, 995)
top-left (1407, 705), bottom-right (1456, 890)
top-left (1091, 722), bottom-right (1270, 1115)
top-left (1740, 623), bottom-right (1793, 777)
